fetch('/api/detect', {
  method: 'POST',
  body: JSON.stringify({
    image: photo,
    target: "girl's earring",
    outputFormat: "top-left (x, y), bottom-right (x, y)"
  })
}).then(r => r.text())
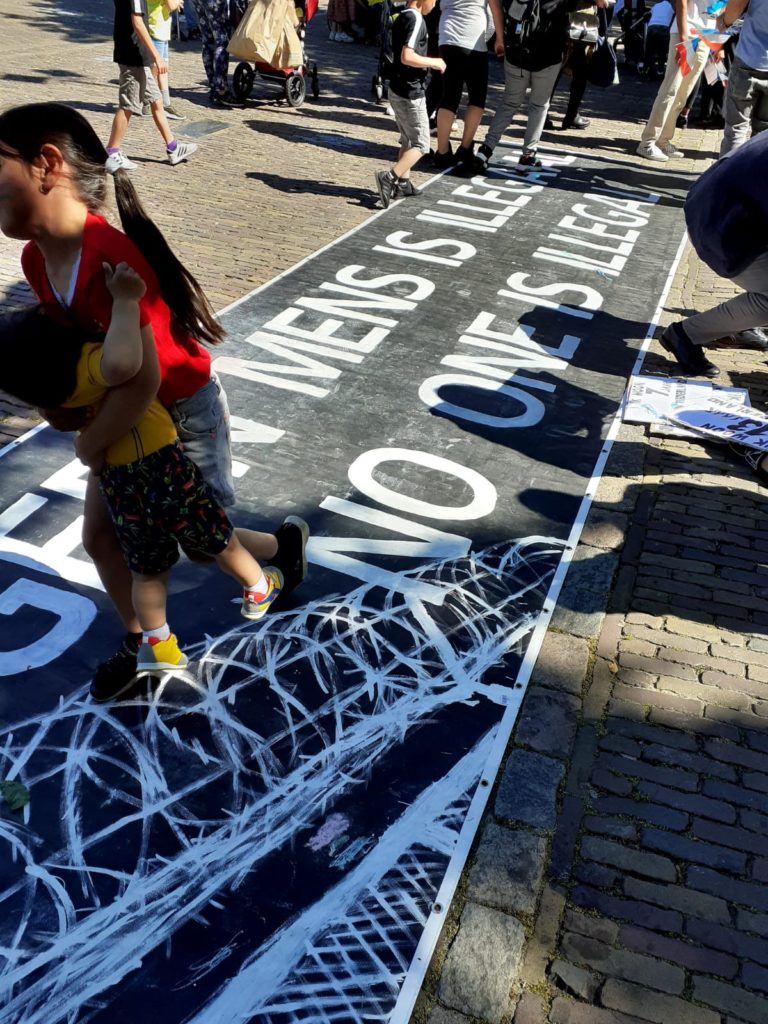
top-left (40, 184), bottom-right (50, 194)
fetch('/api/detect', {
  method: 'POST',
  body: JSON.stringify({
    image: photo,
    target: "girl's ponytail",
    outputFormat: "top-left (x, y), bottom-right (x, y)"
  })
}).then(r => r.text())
top-left (112, 173), bottom-right (224, 346)
top-left (0, 102), bottom-right (224, 347)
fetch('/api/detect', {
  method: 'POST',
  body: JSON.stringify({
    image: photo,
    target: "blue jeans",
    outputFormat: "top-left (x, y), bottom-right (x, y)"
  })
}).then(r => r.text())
top-left (151, 37), bottom-right (170, 60)
top-left (169, 372), bottom-right (236, 508)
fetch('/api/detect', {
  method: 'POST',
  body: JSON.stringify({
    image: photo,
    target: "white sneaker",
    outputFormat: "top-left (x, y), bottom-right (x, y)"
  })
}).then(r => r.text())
top-left (329, 30), bottom-right (337, 40)
top-left (637, 142), bottom-right (669, 162)
top-left (164, 105), bottom-right (187, 121)
top-left (662, 141), bottom-right (684, 158)
top-left (105, 151), bottom-right (137, 173)
top-left (336, 31), bottom-right (354, 42)
top-left (168, 141), bottom-right (198, 165)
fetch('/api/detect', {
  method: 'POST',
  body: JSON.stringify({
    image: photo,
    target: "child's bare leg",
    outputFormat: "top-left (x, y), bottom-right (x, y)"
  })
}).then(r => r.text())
top-left (132, 571), bottom-right (170, 631)
top-left (214, 533), bottom-right (264, 587)
top-left (393, 145), bottom-right (423, 180)
top-left (108, 109), bottom-right (132, 150)
top-left (149, 99), bottom-right (174, 146)
top-left (234, 528), bottom-right (278, 563)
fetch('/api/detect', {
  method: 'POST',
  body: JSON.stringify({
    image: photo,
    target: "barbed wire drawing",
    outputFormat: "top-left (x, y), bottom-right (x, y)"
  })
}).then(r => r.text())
top-left (0, 536), bottom-right (564, 1024)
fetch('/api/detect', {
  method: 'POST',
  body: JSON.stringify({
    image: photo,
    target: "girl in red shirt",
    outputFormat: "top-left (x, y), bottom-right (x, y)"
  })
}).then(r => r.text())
top-left (0, 102), bottom-right (308, 701)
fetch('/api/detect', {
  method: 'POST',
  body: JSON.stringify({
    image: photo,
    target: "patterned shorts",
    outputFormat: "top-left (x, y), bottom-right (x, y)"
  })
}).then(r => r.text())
top-left (100, 443), bottom-right (234, 576)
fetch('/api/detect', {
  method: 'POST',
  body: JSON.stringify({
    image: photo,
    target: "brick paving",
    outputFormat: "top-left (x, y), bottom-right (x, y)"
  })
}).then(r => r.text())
top-left (2, 2), bottom-right (768, 1022)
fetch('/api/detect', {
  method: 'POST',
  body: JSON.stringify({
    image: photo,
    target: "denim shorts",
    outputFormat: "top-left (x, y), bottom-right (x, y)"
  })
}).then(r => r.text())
top-left (151, 37), bottom-right (170, 60)
top-left (169, 372), bottom-right (236, 508)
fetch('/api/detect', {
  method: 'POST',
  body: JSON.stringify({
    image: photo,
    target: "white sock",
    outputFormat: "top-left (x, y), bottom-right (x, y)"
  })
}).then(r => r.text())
top-left (144, 623), bottom-right (171, 643)
top-left (245, 572), bottom-right (268, 597)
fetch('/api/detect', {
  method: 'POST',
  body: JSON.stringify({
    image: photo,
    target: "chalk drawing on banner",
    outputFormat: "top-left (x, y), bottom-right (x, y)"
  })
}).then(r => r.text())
top-left (0, 536), bottom-right (563, 1024)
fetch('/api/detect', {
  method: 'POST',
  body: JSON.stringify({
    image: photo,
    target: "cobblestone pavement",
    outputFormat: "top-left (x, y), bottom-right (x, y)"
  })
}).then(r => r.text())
top-left (2, 3), bottom-right (768, 1022)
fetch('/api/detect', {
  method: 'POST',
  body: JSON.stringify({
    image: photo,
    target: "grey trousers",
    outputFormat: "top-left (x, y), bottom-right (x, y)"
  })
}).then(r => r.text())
top-left (484, 60), bottom-right (561, 153)
top-left (720, 56), bottom-right (768, 157)
top-left (684, 249), bottom-right (768, 344)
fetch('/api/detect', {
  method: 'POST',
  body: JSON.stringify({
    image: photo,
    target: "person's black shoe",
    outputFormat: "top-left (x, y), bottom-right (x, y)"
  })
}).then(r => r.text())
top-left (90, 632), bottom-right (142, 702)
top-left (375, 169), bottom-right (397, 208)
top-left (475, 143), bottom-right (493, 169)
top-left (562, 114), bottom-right (590, 130)
top-left (676, 112), bottom-right (689, 129)
top-left (518, 151), bottom-right (543, 168)
top-left (544, 115), bottom-right (555, 130)
top-left (272, 515), bottom-right (309, 595)
top-left (209, 90), bottom-right (244, 108)
top-left (395, 177), bottom-right (422, 198)
top-left (729, 327), bottom-right (768, 351)
top-left (433, 146), bottom-right (455, 169)
top-left (659, 321), bottom-right (720, 378)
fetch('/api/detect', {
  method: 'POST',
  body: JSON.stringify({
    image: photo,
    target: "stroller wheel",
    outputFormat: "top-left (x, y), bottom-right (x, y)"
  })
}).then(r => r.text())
top-left (311, 62), bottom-right (320, 99)
top-left (232, 62), bottom-right (255, 101)
top-left (372, 74), bottom-right (384, 103)
top-left (285, 71), bottom-right (307, 108)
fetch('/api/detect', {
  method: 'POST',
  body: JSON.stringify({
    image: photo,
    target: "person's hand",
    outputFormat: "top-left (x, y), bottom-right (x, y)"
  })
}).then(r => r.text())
top-left (74, 429), bottom-right (106, 474)
top-left (494, 38), bottom-right (505, 57)
top-left (596, 0), bottom-right (609, 8)
top-left (38, 405), bottom-right (92, 432)
top-left (434, 56), bottom-right (447, 73)
top-left (716, 13), bottom-right (726, 29)
top-left (104, 262), bottom-right (147, 302)
top-left (713, 46), bottom-right (725, 61)
top-left (152, 56), bottom-right (169, 76)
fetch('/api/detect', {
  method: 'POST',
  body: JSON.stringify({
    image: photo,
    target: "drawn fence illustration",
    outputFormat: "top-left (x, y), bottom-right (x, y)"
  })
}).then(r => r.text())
top-left (0, 537), bottom-right (563, 1024)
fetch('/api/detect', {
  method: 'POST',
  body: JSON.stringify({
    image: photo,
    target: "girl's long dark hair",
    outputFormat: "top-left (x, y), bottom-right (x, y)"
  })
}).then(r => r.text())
top-left (0, 103), bottom-right (224, 346)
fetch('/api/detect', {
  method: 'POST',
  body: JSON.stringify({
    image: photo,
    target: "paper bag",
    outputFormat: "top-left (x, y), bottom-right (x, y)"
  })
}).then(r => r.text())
top-left (228, 0), bottom-right (299, 66)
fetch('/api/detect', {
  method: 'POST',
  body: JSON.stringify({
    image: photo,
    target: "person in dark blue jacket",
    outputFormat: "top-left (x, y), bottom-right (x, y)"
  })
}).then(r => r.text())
top-left (660, 128), bottom-right (768, 377)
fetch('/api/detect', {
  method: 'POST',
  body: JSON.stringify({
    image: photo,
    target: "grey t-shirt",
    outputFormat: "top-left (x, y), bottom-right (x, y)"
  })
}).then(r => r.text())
top-left (439, 0), bottom-right (489, 51)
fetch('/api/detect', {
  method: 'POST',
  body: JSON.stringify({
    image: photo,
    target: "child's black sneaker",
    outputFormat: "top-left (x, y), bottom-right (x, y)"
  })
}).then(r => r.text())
top-left (395, 178), bottom-right (422, 198)
top-left (375, 169), bottom-right (397, 209)
top-left (90, 632), bottom-right (142, 702)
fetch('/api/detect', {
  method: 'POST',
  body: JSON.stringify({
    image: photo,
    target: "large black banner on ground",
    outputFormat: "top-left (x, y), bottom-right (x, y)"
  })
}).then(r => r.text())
top-left (0, 146), bottom-right (693, 1024)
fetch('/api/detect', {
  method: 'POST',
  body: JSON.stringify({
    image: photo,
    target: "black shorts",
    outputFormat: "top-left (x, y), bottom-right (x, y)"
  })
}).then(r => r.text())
top-left (438, 44), bottom-right (489, 112)
top-left (100, 443), bottom-right (234, 576)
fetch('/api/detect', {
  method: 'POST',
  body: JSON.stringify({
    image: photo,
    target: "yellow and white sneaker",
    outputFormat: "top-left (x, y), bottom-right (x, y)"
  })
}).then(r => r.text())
top-left (136, 634), bottom-right (189, 674)
top-left (241, 568), bottom-right (284, 621)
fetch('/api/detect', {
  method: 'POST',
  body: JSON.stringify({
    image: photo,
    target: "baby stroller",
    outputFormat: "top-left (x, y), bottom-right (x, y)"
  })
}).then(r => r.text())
top-left (230, 0), bottom-right (320, 107)
top-left (371, 0), bottom-right (408, 102)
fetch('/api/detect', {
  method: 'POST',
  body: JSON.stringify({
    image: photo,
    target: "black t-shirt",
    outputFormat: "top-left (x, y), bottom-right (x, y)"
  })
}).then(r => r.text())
top-left (390, 8), bottom-right (430, 99)
top-left (113, 0), bottom-right (149, 66)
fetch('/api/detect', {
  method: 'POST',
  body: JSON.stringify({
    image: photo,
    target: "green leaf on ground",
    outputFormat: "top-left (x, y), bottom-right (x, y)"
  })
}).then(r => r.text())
top-left (0, 780), bottom-right (30, 812)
